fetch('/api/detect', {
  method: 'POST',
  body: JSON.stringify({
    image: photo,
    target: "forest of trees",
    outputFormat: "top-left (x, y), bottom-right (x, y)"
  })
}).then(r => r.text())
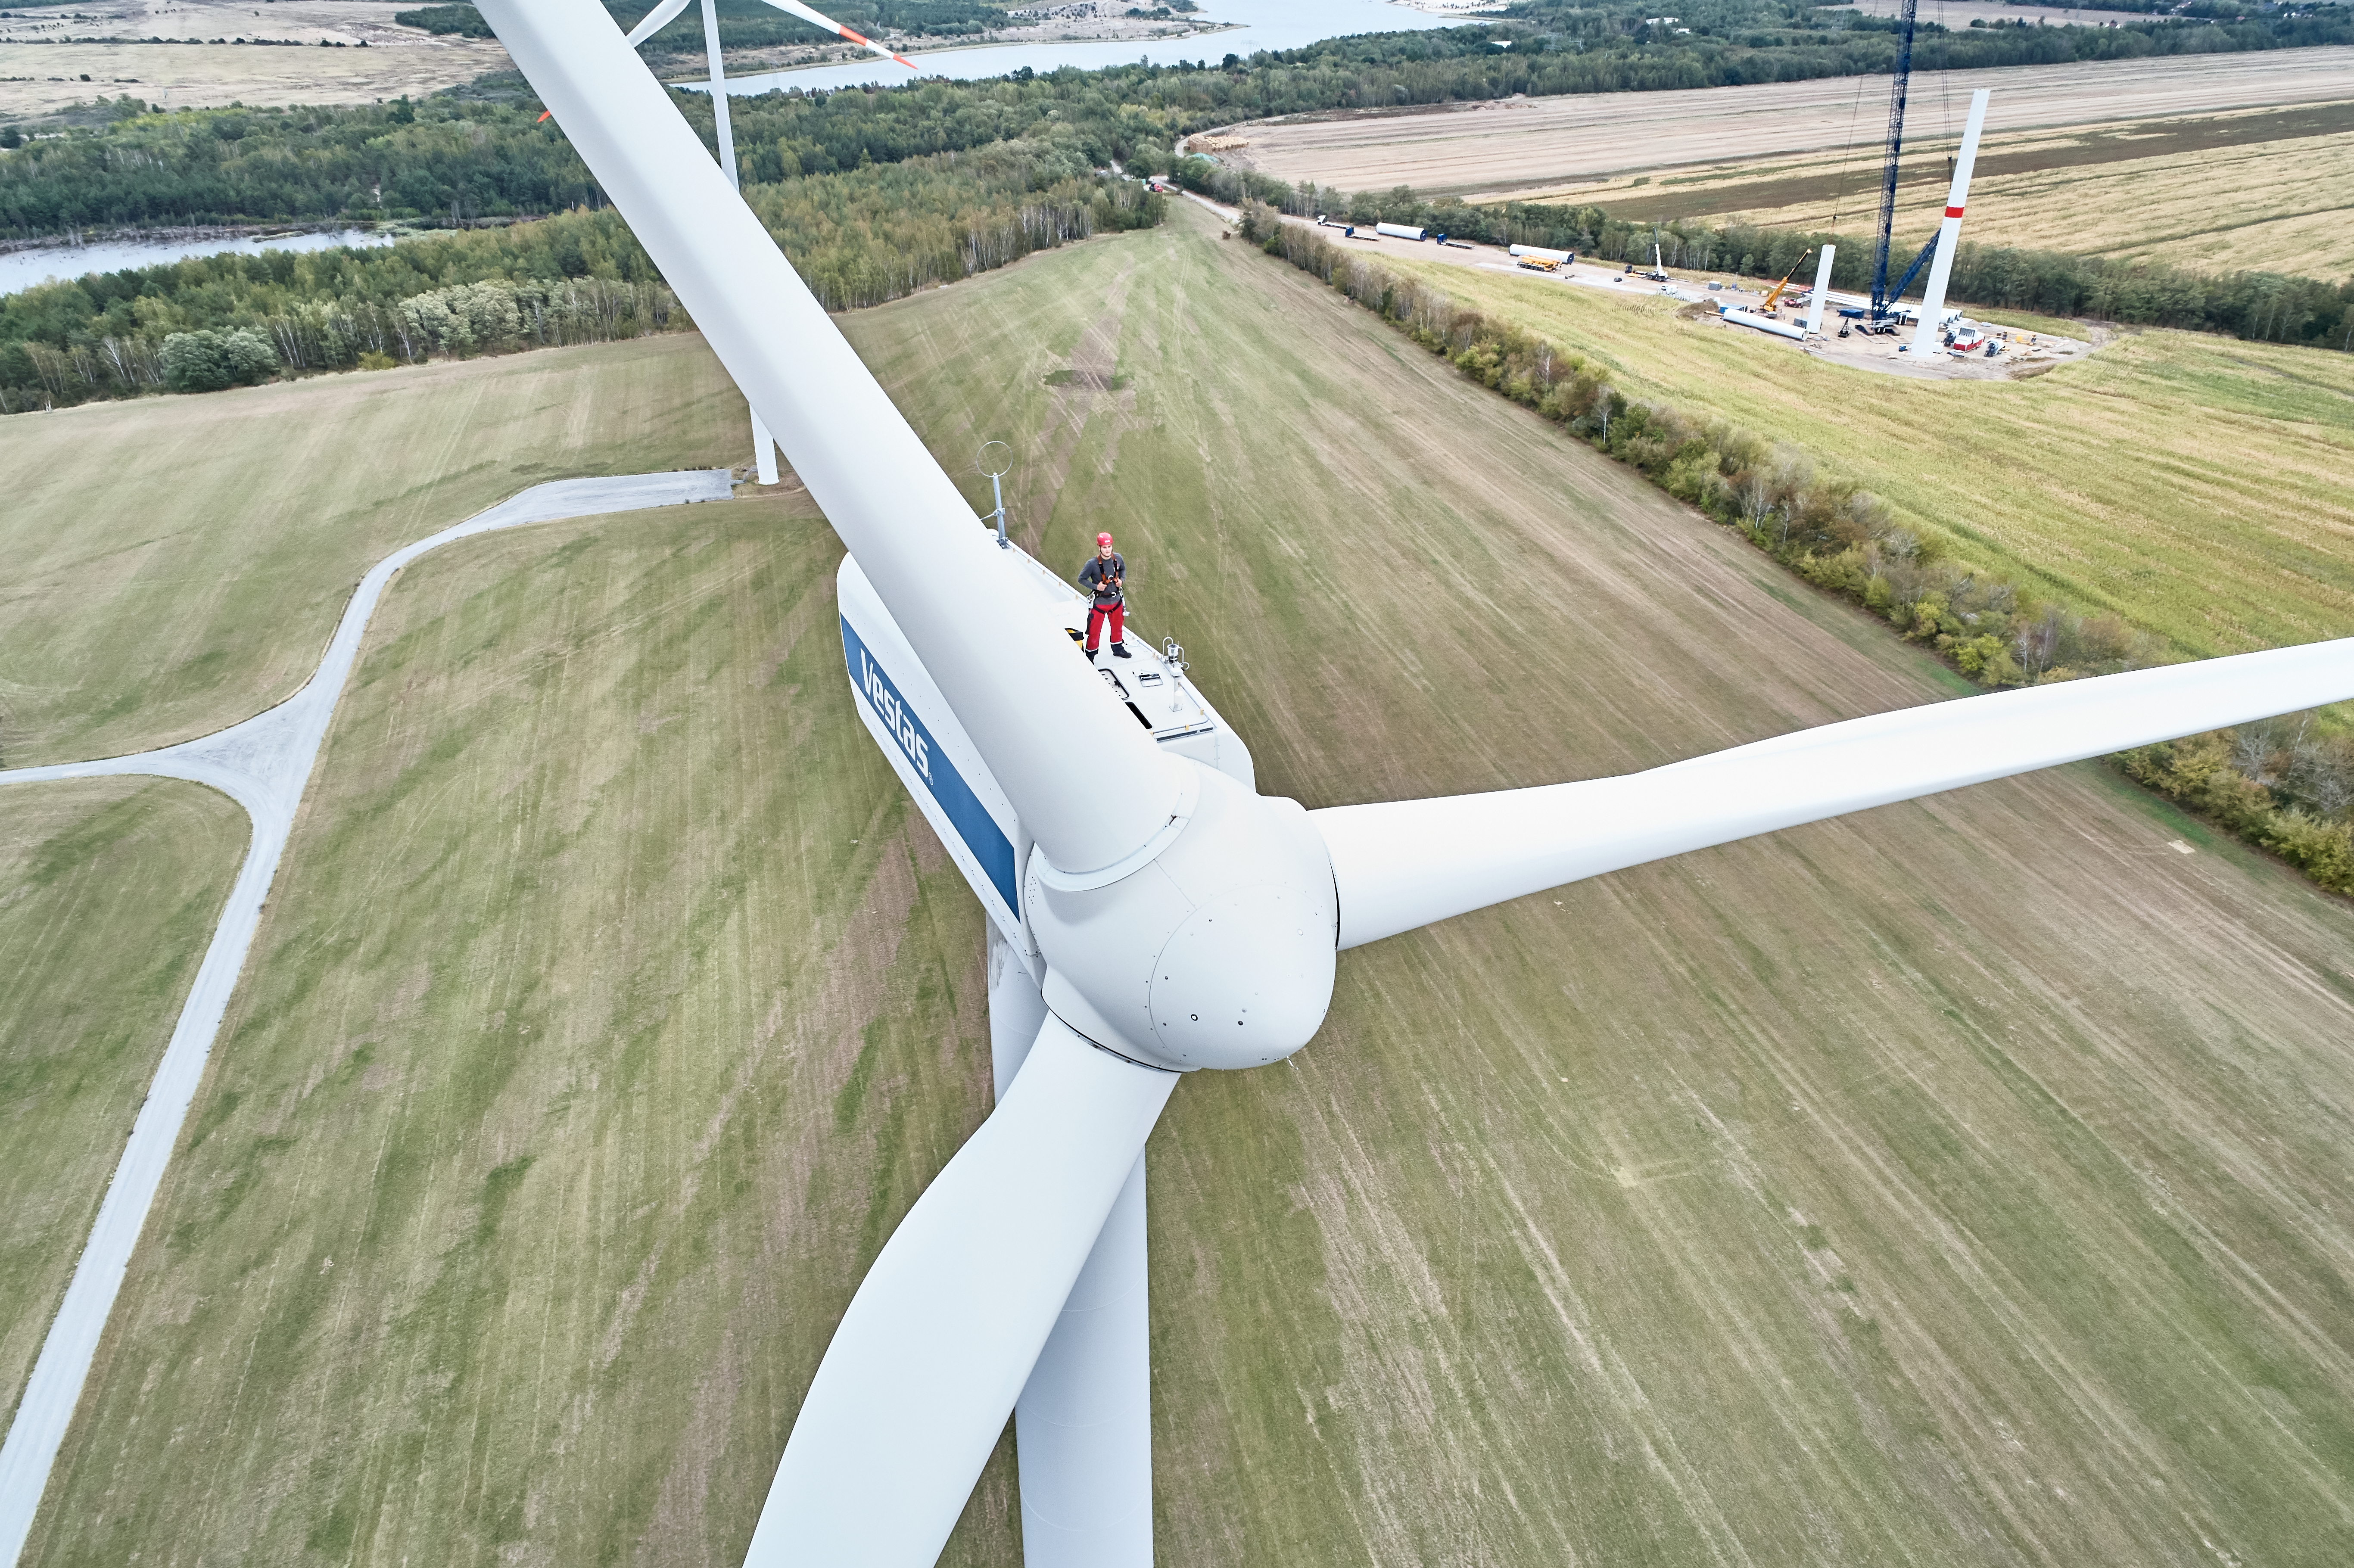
top-left (0, 146), bottom-right (1159, 409)
top-left (1242, 209), bottom-right (2354, 893)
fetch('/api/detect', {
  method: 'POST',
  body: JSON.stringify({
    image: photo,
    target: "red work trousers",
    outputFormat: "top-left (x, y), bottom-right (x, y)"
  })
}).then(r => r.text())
top-left (1086, 602), bottom-right (1125, 651)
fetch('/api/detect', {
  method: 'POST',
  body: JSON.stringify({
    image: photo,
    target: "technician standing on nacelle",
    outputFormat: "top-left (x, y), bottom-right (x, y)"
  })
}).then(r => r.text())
top-left (1079, 531), bottom-right (1131, 661)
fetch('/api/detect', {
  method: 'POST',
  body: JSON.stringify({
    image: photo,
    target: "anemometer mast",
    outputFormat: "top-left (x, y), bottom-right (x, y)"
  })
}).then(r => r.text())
top-left (978, 442), bottom-right (1012, 549)
top-left (1868, 0), bottom-right (1920, 322)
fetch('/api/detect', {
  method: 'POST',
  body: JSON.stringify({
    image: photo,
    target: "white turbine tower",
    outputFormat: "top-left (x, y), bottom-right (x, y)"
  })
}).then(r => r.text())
top-left (1907, 86), bottom-right (1991, 358)
top-left (1803, 241), bottom-right (1835, 337)
top-left (619, 0), bottom-right (917, 484)
top-left (477, 6), bottom-right (2354, 1565)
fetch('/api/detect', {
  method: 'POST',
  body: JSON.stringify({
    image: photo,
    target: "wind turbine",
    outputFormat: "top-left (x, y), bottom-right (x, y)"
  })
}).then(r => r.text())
top-left (618, 0), bottom-right (917, 484)
top-left (478, 6), bottom-right (2354, 1565)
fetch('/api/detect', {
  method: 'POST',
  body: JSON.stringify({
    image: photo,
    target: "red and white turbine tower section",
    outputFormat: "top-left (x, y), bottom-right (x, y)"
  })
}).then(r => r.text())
top-left (1907, 87), bottom-right (1992, 356)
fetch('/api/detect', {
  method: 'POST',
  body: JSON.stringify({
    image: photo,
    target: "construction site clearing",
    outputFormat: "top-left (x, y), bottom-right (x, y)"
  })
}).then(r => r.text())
top-left (1264, 202), bottom-right (2098, 383)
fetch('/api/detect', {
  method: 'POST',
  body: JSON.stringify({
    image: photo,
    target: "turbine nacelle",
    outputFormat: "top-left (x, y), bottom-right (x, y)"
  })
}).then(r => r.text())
top-left (1030, 764), bottom-right (1337, 1073)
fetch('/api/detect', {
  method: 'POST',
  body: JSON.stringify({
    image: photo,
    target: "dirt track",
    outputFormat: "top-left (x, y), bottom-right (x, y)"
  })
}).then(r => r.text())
top-left (1228, 46), bottom-right (2354, 196)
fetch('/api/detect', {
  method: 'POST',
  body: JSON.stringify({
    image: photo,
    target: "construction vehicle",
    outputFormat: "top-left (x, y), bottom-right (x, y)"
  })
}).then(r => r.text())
top-left (1516, 253), bottom-right (1561, 273)
top-left (1757, 249), bottom-right (1815, 317)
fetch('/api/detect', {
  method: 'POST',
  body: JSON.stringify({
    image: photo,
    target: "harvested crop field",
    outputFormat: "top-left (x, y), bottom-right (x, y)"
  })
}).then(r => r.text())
top-left (1227, 47), bottom-right (2354, 200)
top-left (1381, 250), bottom-right (2354, 667)
top-left (1580, 101), bottom-right (2354, 281)
top-left (0, 332), bottom-right (744, 769)
top-left (19, 205), bottom-right (2354, 1565)
top-left (0, 1), bottom-right (508, 118)
top-left (0, 776), bottom-right (245, 1435)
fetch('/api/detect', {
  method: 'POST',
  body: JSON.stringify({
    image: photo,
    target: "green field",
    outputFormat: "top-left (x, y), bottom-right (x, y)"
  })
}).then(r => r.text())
top-left (22, 204), bottom-right (2354, 1565)
top-left (0, 777), bottom-right (246, 1432)
top-left (1386, 254), bottom-right (2354, 666)
top-left (0, 333), bottom-right (744, 769)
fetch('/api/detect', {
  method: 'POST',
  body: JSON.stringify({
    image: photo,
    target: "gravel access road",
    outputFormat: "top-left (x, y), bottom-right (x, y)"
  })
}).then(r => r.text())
top-left (1228, 46), bottom-right (2354, 196)
top-left (0, 470), bottom-right (734, 1568)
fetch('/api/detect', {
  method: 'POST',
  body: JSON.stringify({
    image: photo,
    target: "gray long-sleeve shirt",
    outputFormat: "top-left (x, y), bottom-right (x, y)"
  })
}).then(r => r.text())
top-left (1078, 552), bottom-right (1126, 608)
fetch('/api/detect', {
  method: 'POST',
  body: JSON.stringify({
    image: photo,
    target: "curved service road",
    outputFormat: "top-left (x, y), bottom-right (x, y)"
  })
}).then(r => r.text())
top-left (0, 470), bottom-right (735, 1565)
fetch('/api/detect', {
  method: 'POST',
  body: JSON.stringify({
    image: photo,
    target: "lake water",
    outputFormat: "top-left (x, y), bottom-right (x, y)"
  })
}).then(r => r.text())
top-left (0, 227), bottom-right (392, 297)
top-left (708, 0), bottom-right (1457, 96)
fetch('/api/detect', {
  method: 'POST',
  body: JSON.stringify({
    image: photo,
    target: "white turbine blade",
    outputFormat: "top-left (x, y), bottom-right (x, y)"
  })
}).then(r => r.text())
top-left (480, 0), bottom-right (1182, 877)
top-left (744, 1015), bottom-right (1176, 1568)
top-left (623, 0), bottom-right (693, 46)
top-left (1315, 638), bottom-right (2354, 950)
top-left (750, 0), bottom-right (921, 67)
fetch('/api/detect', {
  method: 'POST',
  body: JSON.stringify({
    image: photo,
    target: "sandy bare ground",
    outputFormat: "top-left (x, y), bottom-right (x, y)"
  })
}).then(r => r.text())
top-left (1227, 46), bottom-right (2354, 197)
top-left (0, 1), bottom-right (508, 117)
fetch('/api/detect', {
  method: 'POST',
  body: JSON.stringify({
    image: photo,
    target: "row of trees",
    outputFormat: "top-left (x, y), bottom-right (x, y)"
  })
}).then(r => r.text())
top-left (1185, 168), bottom-right (2354, 352)
top-left (1242, 205), bottom-right (2354, 890)
top-left (0, 150), bottom-right (1158, 409)
top-left (8, 1), bottom-right (2351, 240)
top-left (2124, 727), bottom-right (2354, 893)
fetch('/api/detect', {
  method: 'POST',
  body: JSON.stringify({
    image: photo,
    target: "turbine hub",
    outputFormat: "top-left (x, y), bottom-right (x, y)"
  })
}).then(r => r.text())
top-left (1026, 764), bottom-right (1336, 1071)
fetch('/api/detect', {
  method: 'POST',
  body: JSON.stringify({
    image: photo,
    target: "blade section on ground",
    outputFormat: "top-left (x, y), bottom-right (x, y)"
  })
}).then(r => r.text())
top-left (1314, 637), bottom-right (2354, 949)
top-left (743, 1015), bottom-right (1177, 1568)
top-left (478, 0), bottom-right (1181, 878)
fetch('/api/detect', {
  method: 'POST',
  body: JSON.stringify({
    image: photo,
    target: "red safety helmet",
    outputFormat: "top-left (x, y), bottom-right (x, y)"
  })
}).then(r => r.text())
top-left (1096, 532), bottom-right (1115, 547)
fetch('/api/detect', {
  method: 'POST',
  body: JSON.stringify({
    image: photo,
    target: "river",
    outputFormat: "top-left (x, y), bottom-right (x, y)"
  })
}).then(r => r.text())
top-left (707, 0), bottom-right (1460, 96)
top-left (0, 227), bottom-right (392, 298)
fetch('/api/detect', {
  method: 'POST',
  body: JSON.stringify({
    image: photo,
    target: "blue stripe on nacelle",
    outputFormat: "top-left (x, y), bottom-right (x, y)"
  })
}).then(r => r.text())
top-left (840, 615), bottom-right (1021, 913)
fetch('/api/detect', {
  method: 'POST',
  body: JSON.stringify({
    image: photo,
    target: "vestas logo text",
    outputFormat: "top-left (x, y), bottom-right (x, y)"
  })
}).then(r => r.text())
top-left (838, 614), bottom-right (1021, 915)
top-left (858, 649), bottom-right (931, 783)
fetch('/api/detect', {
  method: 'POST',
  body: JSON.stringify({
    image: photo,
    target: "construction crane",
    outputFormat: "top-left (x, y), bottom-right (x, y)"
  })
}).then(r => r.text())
top-left (1760, 248), bottom-right (1815, 315)
top-left (1868, 0), bottom-right (1920, 323)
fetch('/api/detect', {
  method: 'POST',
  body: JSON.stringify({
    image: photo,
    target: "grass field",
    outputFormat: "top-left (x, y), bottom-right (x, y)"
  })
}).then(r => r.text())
top-left (0, 777), bottom-right (245, 1434)
top-left (0, 332), bottom-right (744, 769)
top-left (21, 204), bottom-right (2354, 1565)
top-left (1383, 253), bottom-right (2354, 666)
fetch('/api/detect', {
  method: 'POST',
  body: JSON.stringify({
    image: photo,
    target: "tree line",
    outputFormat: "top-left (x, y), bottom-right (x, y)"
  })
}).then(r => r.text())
top-left (1179, 165), bottom-right (2353, 352)
top-left (6, 0), bottom-right (2350, 239)
top-left (1240, 206), bottom-right (2354, 893)
top-left (0, 147), bottom-right (1159, 410)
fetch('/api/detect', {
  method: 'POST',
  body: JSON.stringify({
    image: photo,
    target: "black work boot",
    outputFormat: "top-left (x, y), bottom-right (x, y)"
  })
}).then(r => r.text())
top-left (1087, 647), bottom-right (1099, 662)
top-left (1111, 642), bottom-right (1133, 659)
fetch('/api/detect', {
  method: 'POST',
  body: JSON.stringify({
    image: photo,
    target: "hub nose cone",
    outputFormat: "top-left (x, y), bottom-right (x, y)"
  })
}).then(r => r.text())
top-left (1148, 883), bottom-right (1335, 1070)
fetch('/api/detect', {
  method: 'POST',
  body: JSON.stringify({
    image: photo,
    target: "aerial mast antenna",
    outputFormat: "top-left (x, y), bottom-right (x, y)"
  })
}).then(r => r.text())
top-left (1868, 0), bottom-right (1920, 323)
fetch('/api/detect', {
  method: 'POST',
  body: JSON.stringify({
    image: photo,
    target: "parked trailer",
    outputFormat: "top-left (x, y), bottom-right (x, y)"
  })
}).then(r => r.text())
top-left (1720, 308), bottom-right (1808, 342)
top-left (1509, 243), bottom-right (1572, 264)
top-left (1374, 222), bottom-right (1426, 241)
